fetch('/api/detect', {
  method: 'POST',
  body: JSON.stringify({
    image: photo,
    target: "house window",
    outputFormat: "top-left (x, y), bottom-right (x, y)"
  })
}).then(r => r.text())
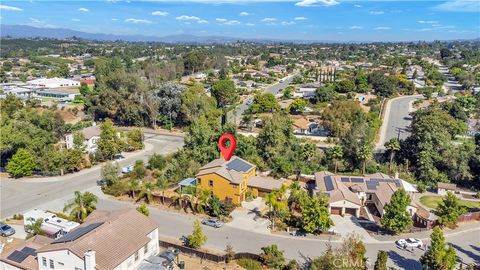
top-left (197, 178), bottom-right (201, 185)
top-left (144, 244), bottom-right (149, 254)
top-left (135, 251), bottom-right (139, 261)
top-left (42, 257), bottom-right (47, 267)
top-left (209, 180), bottom-right (213, 187)
top-left (49, 259), bottom-right (54, 269)
top-left (58, 262), bottom-right (64, 266)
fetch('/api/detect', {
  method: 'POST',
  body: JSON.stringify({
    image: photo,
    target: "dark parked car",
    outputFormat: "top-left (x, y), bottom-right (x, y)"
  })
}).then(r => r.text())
top-left (0, 223), bottom-right (15, 237)
top-left (201, 218), bottom-right (224, 228)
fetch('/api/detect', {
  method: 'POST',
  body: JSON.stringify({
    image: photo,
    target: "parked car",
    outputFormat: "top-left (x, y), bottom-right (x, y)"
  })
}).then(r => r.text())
top-left (0, 223), bottom-right (15, 237)
top-left (121, 165), bottom-right (134, 174)
top-left (113, 154), bottom-right (125, 161)
top-left (201, 218), bottom-right (224, 228)
top-left (396, 238), bottom-right (423, 248)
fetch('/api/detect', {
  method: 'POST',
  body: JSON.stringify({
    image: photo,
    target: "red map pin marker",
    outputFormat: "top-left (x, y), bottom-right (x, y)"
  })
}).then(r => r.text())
top-left (218, 133), bottom-right (237, 161)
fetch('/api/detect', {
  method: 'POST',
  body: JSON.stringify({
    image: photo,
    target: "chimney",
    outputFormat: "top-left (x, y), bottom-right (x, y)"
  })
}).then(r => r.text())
top-left (394, 172), bottom-right (399, 179)
top-left (84, 250), bottom-right (96, 270)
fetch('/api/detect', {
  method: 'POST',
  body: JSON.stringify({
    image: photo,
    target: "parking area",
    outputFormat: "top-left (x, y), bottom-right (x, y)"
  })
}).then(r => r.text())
top-left (226, 198), bottom-right (271, 234)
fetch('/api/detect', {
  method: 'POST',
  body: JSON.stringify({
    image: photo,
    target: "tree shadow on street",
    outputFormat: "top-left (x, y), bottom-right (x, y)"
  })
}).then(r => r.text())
top-left (388, 250), bottom-right (422, 269)
top-left (450, 243), bottom-right (480, 263)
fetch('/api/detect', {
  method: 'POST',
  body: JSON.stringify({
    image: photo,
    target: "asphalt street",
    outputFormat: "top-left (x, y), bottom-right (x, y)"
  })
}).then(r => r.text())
top-left (228, 74), bottom-right (296, 123)
top-left (78, 194), bottom-right (480, 269)
top-left (376, 95), bottom-right (423, 150)
top-left (0, 133), bottom-right (184, 219)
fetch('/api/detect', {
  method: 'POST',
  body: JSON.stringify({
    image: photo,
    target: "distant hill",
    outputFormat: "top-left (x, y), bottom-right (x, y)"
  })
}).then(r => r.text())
top-left (0, 25), bottom-right (241, 44)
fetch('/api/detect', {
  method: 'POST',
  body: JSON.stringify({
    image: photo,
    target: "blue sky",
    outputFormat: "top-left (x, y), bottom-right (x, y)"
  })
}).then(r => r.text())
top-left (0, 0), bottom-right (479, 41)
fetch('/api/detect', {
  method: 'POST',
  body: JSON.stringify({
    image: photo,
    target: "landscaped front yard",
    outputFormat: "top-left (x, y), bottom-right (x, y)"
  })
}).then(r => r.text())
top-left (419, 195), bottom-right (480, 209)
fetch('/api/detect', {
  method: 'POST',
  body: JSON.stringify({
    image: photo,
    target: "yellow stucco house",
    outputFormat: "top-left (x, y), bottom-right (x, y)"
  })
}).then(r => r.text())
top-left (196, 156), bottom-right (285, 204)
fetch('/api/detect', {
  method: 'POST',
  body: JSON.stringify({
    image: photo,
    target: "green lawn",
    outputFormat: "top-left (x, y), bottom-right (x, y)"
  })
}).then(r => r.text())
top-left (419, 195), bottom-right (480, 209)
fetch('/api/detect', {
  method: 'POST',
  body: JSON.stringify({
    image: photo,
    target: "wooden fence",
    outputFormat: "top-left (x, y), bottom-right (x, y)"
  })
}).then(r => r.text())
top-left (158, 239), bottom-right (261, 263)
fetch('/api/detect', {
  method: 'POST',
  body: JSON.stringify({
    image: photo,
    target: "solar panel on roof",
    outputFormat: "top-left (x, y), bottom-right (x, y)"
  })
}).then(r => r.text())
top-left (226, 158), bottom-right (253, 172)
top-left (341, 177), bottom-right (350, 182)
top-left (351, 177), bottom-right (364, 183)
top-left (52, 222), bottom-right (104, 244)
top-left (366, 181), bottom-right (378, 190)
top-left (324, 175), bottom-right (334, 191)
top-left (7, 250), bottom-right (29, 263)
top-left (20, 247), bottom-right (36, 256)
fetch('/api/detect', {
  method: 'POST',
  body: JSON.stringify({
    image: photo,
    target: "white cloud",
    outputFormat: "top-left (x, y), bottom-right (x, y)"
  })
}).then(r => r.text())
top-left (216, 18), bottom-right (228, 22)
top-left (26, 18), bottom-right (57, 28)
top-left (198, 19), bottom-right (209, 24)
top-left (434, 0), bottom-right (480, 12)
top-left (71, 18), bottom-right (80, 22)
top-left (246, 23), bottom-right (255, 26)
top-left (0, 4), bottom-right (23, 11)
top-left (261, 17), bottom-right (276, 22)
top-left (125, 18), bottom-right (152, 24)
top-left (111, 18), bottom-right (118, 21)
top-left (151, 11), bottom-right (169, 16)
top-left (294, 16), bottom-right (307, 20)
top-left (349, 25), bottom-right (363, 29)
top-left (176, 15), bottom-right (201, 21)
top-left (369, 11), bottom-right (384, 15)
top-left (417, 20), bottom-right (438, 24)
top-left (78, 7), bottom-right (89, 12)
top-left (354, 4), bottom-right (361, 8)
top-left (281, 21), bottom-right (295, 25)
top-left (239, 12), bottom-right (249, 16)
top-left (224, 20), bottom-right (240, 25)
top-left (374, 26), bottom-right (391, 30)
top-left (295, 0), bottom-right (339, 7)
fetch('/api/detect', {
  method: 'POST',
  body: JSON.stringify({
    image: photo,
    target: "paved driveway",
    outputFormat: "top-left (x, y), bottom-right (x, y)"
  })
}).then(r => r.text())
top-left (226, 198), bottom-right (271, 234)
top-left (329, 215), bottom-right (377, 243)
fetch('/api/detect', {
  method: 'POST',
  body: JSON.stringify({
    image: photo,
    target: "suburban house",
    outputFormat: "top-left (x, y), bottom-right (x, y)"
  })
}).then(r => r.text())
top-left (437, 182), bottom-right (457, 195)
top-left (65, 125), bottom-right (101, 153)
top-left (293, 87), bottom-right (317, 99)
top-left (1, 209), bottom-right (159, 270)
top-left (196, 156), bottom-right (286, 204)
top-left (23, 209), bottom-right (80, 239)
top-left (308, 171), bottom-right (418, 218)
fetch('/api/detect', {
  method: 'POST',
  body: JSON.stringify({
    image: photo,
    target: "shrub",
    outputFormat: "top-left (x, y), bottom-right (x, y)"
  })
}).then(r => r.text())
top-left (261, 244), bottom-right (285, 269)
top-left (225, 245), bottom-right (235, 263)
top-left (102, 181), bottom-right (129, 197)
top-left (417, 183), bottom-right (427, 193)
top-left (136, 203), bottom-right (150, 216)
top-left (237, 258), bottom-right (262, 270)
top-left (148, 154), bottom-right (166, 170)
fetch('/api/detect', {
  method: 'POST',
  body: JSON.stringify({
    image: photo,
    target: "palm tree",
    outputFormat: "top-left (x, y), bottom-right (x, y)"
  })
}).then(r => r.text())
top-left (63, 191), bottom-right (98, 222)
top-left (385, 138), bottom-right (400, 172)
top-left (157, 176), bottom-right (169, 205)
top-left (330, 145), bottom-right (344, 173)
top-left (358, 145), bottom-right (372, 175)
top-left (196, 189), bottom-right (212, 213)
top-left (137, 182), bottom-right (156, 204)
top-left (129, 178), bottom-right (140, 199)
top-left (25, 218), bottom-right (46, 238)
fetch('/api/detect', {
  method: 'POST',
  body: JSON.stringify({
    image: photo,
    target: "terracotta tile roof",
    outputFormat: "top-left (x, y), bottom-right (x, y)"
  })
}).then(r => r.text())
top-left (0, 235), bottom-right (53, 270)
top-left (38, 209), bottom-right (158, 270)
top-left (293, 118), bottom-right (310, 129)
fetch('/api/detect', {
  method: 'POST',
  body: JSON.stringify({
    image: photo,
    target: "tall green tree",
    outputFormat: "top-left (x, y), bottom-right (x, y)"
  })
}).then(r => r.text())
top-left (329, 145), bottom-right (344, 173)
top-left (436, 191), bottom-right (466, 228)
top-left (97, 119), bottom-right (125, 160)
top-left (7, 148), bottom-right (36, 178)
top-left (385, 138), bottom-right (400, 171)
top-left (63, 191), bottom-right (98, 222)
top-left (358, 145), bottom-right (373, 175)
top-left (100, 161), bottom-right (119, 186)
top-left (25, 218), bottom-right (47, 238)
top-left (420, 227), bottom-right (457, 270)
top-left (211, 79), bottom-right (239, 125)
top-left (129, 178), bottom-right (140, 198)
top-left (373, 250), bottom-right (388, 270)
top-left (137, 182), bottom-right (156, 204)
top-left (300, 195), bottom-right (334, 234)
top-left (187, 220), bottom-right (207, 249)
top-left (380, 188), bottom-right (413, 234)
